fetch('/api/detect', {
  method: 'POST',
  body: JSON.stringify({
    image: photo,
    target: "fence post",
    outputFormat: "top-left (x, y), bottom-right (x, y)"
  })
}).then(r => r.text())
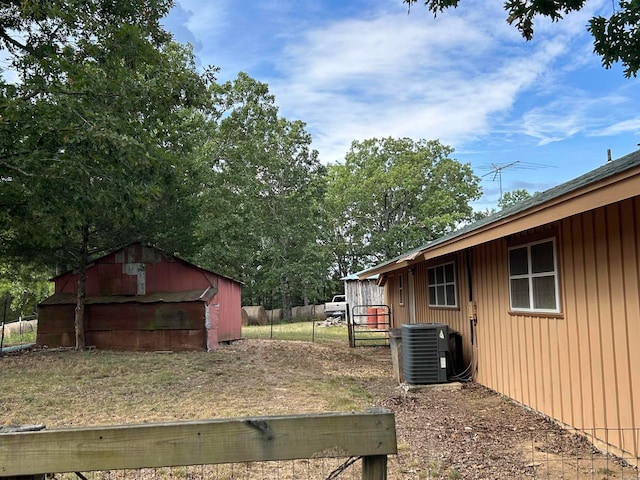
top-left (362, 454), bottom-right (387, 480)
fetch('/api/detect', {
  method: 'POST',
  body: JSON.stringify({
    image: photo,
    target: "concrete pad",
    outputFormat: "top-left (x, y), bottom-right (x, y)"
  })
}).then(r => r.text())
top-left (401, 381), bottom-right (463, 392)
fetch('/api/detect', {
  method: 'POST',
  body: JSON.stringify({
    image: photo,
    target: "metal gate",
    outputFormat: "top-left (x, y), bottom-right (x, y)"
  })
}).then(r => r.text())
top-left (348, 305), bottom-right (391, 347)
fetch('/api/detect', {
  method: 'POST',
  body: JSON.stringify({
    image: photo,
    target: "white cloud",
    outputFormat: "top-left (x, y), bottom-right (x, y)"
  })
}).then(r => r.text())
top-left (594, 118), bottom-right (640, 136)
top-left (263, 3), bottom-right (578, 163)
top-left (174, 0), bottom-right (231, 39)
top-left (164, 0), bottom-right (640, 194)
top-left (518, 91), bottom-right (636, 145)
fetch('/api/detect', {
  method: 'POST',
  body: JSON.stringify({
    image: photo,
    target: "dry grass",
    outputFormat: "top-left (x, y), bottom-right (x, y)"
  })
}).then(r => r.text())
top-left (0, 338), bottom-right (393, 429)
top-left (1, 335), bottom-right (637, 479)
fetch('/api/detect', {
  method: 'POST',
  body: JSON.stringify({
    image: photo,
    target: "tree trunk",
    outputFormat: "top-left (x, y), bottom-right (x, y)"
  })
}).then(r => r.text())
top-left (280, 275), bottom-right (292, 323)
top-left (74, 224), bottom-right (89, 350)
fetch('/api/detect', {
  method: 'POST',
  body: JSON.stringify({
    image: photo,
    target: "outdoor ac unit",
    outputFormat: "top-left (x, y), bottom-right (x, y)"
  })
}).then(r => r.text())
top-left (402, 323), bottom-right (449, 385)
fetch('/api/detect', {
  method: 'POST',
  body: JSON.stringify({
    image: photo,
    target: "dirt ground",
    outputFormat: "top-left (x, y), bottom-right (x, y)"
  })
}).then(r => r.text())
top-left (1, 338), bottom-right (638, 479)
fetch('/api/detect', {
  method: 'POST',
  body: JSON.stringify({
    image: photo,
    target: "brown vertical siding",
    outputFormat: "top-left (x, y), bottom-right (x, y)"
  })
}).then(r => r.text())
top-left (387, 273), bottom-right (409, 327)
top-left (619, 198), bottom-right (640, 455)
top-left (569, 214), bottom-right (594, 428)
top-left (467, 199), bottom-right (640, 458)
top-left (379, 196), bottom-right (640, 458)
top-left (396, 254), bottom-right (473, 365)
top-left (585, 210), bottom-right (609, 429)
top-left (380, 194), bottom-right (639, 459)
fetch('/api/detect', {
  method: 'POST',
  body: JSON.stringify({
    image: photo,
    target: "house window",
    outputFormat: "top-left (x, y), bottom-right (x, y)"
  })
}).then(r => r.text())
top-left (508, 238), bottom-right (559, 313)
top-left (428, 262), bottom-right (457, 307)
top-left (398, 274), bottom-right (404, 305)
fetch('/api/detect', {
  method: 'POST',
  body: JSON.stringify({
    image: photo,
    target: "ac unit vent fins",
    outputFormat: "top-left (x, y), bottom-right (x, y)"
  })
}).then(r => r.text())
top-left (402, 323), bottom-right (449, 385)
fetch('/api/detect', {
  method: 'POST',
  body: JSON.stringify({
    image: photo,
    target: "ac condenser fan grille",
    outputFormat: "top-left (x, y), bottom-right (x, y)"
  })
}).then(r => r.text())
top-left (402, 323), bottom-right (449, 385)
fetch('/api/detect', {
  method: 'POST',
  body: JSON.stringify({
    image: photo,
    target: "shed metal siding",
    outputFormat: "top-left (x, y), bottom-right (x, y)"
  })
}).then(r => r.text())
top-left (55, 246), bottom-right (216, 298)
top-left (211, 278), bottom-right (242, 344)
top-left (344, 280), bottom-right (384, 308)
top-left (40, 244), bottom-right (242, 351)
top-left (37, 302), bottom-right (208, 351)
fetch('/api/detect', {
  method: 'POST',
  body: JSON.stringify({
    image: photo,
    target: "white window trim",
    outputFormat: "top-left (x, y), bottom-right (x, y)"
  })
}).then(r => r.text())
top-left (398, 274), bottom-right (404, 306)
top-left (428, 262), bottom-right (458, 308)
top-left (508, 237), bottom-right (560, 314)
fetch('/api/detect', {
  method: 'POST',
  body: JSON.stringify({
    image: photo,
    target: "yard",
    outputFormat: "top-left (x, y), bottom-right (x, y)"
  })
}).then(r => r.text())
top-left (0, 324), bottom-right (636, 479)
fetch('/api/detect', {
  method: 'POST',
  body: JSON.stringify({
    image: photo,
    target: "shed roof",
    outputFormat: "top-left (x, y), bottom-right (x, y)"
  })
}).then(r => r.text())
top-left (359, 148), bottom-right (640, 278)
top-left (341, 271), bottom-right (380, 281)
top-left (52, 243), bottom-right (242, 285)
top-left (40, 288), bottom-right (217, 306)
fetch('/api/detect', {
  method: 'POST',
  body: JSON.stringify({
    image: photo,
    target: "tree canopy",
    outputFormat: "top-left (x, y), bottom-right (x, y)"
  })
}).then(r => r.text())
top-left (197, 73), bottom-right (329, 317)
top-left (325, 137), bottom-right (481, 272)
top-left (1, 3), bottom-right (494, 333)
top-left (1, 0), bottom-right (211, 347)
top-left (405, 0), bottom-right (640, 77)
top-left (498, 188), bottom-right (535, 209)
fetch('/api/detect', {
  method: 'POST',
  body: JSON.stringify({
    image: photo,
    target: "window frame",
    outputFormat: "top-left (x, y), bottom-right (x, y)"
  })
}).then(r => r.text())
top-left (398, 274), bottom-right (404, 306)
top-left (508, 237), bottom-right (560, 314)
top-left (427, 262), bottom-right (458, 308)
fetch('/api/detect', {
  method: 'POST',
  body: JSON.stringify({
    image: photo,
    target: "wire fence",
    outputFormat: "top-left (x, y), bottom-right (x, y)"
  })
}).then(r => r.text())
top-left (30, 434), bottom-right (640, 480)
top-left (0, 314), bottom-right (37, 353)
top-left (3, 407), bottom-right (639, 479)
top-left (243, 319), bottom-right (350, 344)
top-left (42, 458), bottom-right (366, 480)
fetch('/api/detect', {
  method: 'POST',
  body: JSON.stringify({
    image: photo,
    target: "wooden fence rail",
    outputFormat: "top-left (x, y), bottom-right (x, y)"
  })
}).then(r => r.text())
top-left (0, 410), bottom-right (397, 480)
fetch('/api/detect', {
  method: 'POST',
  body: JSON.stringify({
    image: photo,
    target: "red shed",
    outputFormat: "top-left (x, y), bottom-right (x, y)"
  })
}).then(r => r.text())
top-left (37, 244), bottom-right (242, 351)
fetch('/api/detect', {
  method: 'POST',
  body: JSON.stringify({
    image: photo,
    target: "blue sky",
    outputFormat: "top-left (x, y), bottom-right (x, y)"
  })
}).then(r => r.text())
top-left (163, 0), bottom-right (640, 210)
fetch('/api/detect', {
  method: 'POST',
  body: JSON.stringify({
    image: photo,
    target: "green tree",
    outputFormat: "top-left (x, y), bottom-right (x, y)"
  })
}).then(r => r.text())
top-left (197, 73), bottom-right (329, 318)
top-left (0, 1), bottom-right (211, 348)
top-left (0, 261), bottom-right (52, 320)
top-left (405, 0), bottom-right (640, 77)
top-left (498, 188), bottom-right (534, 209)
top-left (325, 137), bottom-right (481, 269)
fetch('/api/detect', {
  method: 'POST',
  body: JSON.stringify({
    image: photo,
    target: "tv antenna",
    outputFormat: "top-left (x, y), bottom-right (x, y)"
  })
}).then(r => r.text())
top-left (479, 161), bottom-right (551, 201)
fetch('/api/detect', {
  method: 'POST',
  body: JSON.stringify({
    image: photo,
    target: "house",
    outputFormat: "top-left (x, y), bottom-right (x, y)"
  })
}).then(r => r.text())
top-left (37, 243), bottom-right (242, 351)
top-left (359, 149), bottom-right (640, 460)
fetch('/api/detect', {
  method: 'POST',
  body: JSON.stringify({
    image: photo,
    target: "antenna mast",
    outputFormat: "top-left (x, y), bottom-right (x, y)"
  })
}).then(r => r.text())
top-left (479, 160), bottom-right (552, 204)
top-left (482, 161), bottom-right (519, 200)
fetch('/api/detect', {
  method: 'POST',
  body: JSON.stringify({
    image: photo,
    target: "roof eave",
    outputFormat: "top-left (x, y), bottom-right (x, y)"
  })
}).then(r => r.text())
top-left (358, 154), bottom-right (640, 278)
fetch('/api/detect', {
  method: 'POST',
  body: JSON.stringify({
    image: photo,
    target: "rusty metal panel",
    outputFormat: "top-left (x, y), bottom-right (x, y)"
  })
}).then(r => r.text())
top-left (169, 329), bottom-right (207, 351)
top-left (213, 277), bottom-right (242, 343)
top-left (54, 273), bottom-right (76, 294)
top-left (36, 305), bottom-right (76, 334)
top-left (39, 244), bottom-right (242, 352)
top-left (207, 303), bottom-right (218, 348)
top-left (50, 246), bottom-right (215, 298)
top-left (37, 332), bottom-right (75, 348)
top-left (86, 303), bottom-right (205, 331)
top-left (40, 290), bottom-right (214, 306)
top-left (86, 329), bottom-right (205, 352)
top-left (144, 261), bottom-right (212, 293)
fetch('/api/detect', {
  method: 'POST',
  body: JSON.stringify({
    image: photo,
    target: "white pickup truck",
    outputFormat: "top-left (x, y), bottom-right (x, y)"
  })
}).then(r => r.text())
top-left (324, 294), bottom-right (348, 319)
